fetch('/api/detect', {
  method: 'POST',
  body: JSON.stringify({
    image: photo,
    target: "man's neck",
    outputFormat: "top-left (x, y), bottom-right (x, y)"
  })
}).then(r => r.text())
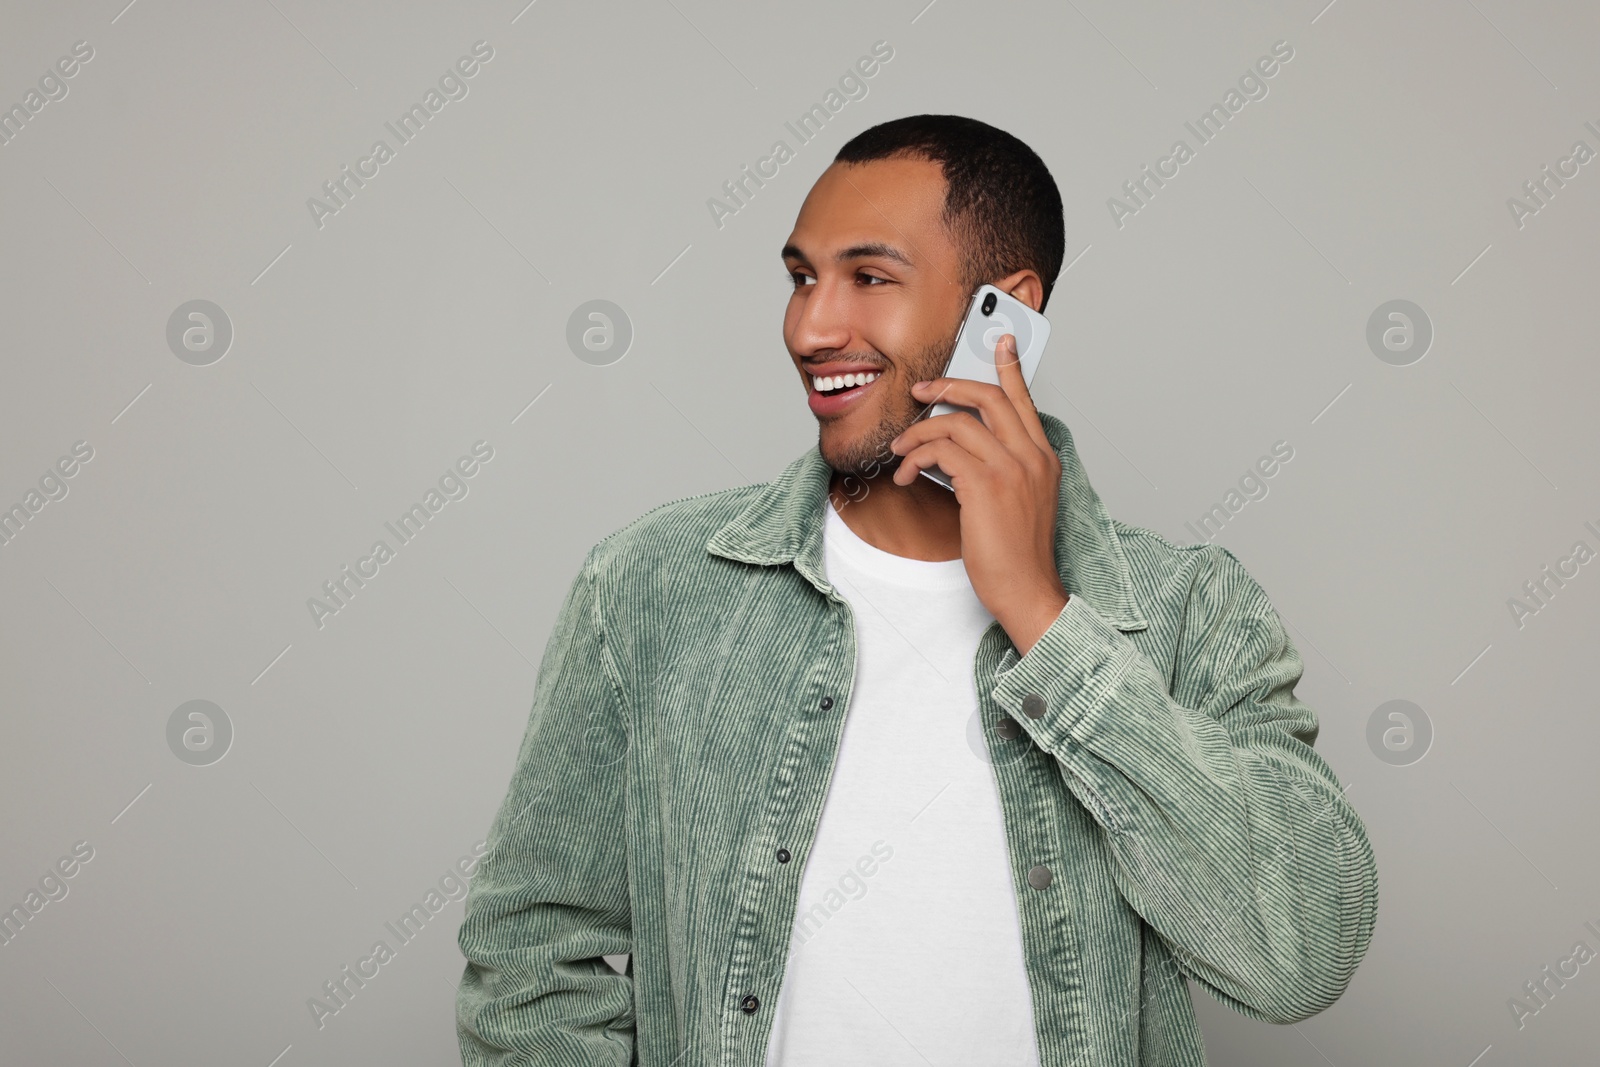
top-left (827, 469), bottom-right (964, 562)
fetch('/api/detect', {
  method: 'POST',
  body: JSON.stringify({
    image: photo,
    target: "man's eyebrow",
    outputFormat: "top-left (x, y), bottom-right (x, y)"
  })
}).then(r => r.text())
top-left (780, 242), bottom-right (914, 267)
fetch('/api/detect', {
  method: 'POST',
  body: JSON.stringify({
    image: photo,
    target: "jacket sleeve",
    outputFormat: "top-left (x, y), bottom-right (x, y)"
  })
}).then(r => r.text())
top-left (456, 546), bottom-right (636, 1065)
top-left (990, 544), bottom-right (1377, 1024)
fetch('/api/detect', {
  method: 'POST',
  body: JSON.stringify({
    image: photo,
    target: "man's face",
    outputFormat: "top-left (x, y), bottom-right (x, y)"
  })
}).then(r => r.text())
top-left (781, 157), bottom-right (969, 478)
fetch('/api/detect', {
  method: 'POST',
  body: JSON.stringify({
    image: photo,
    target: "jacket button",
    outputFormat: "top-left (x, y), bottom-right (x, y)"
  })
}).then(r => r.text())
top-left (1027, 865), bottom-right (1053, 890)
top-left (740, 994), bottom-right (760, 1014)
top-left (776, 848), bottom-right (791, 863)
top-left (1021, 693), bottom-right (1047, 719)
top-left (995, 715), bottom-right (1022, 740)
top-left (819, 695), bottom-right (834, 711)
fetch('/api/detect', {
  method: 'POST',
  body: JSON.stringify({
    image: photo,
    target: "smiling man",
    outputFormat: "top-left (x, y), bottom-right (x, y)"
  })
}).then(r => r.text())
top-left (456, 115), bottom-right (1378, 1067)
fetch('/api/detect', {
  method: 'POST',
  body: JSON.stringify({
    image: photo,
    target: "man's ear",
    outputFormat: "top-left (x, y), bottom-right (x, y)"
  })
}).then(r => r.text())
top-left (993, 269), bottom-right (1045, 313)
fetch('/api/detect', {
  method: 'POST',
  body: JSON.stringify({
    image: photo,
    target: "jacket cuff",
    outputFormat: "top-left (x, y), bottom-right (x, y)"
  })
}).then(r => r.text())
top-left (990, 594), bottom-right (1139, 755)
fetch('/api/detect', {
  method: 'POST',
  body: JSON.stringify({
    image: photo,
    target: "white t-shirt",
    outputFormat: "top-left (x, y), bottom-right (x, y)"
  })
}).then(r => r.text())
top-left (762, 500), bottom-right (1042, 1066)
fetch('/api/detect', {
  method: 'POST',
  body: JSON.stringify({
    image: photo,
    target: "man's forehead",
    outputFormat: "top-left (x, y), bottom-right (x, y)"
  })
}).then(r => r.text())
top-left (784, 159), bottom-right (950, 263)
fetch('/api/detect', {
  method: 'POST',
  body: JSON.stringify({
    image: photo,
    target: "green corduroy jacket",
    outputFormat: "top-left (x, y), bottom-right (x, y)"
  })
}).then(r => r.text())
top-left (455, 409), bottom-right (1378, 1066)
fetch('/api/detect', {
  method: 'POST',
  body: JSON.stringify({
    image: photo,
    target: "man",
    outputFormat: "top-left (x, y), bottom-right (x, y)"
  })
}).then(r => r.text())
top-left (456, 114), bottom-right (1377, 1066)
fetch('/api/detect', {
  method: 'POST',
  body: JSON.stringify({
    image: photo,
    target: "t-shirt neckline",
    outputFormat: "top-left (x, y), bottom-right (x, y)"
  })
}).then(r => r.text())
top-left (823, 499), bottom-right (976, 591)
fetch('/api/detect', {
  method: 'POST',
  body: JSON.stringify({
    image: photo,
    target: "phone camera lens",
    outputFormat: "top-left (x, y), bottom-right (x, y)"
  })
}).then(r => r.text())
top-left (982, 292), bottom-right (997, 316)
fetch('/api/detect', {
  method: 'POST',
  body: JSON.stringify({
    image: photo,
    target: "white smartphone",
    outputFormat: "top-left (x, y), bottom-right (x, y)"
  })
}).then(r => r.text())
top-left (919, 284), bottom-right (1051, 490)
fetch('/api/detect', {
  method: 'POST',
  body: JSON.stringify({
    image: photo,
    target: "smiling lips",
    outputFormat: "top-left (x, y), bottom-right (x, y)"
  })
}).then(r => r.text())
top-left (813, 370), bottom-right (881, 394)
top-left (806, 367), bottom-right (883, 416)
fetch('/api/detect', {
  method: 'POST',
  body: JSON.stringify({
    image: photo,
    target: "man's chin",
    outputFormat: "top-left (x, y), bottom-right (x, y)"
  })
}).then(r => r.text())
top-left (823, 449), bottom-right (905, 483)
top-left (818, 419), bottom-right (909, 482)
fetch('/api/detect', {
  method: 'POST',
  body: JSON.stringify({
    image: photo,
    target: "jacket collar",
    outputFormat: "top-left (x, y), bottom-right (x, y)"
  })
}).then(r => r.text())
top-left (705, 409), bottom-right (1149, 632)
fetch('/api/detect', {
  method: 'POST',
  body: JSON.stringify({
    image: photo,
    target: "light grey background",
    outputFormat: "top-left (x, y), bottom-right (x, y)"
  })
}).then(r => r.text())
top-left (2, 0), bottom-right (1597, 1064)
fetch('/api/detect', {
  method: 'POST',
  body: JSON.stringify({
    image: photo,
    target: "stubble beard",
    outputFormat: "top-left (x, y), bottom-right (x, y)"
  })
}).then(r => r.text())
top-left (818, 318), bottom-right (962, 481)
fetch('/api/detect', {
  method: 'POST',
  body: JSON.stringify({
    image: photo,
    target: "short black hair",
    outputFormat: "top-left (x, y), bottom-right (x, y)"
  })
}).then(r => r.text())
top-left (834, 114), bottom-right (1066, 312)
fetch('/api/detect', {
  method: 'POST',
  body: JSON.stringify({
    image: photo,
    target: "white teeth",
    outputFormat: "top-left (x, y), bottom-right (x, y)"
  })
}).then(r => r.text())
top-left (813, 371), bottom-right (879, 393)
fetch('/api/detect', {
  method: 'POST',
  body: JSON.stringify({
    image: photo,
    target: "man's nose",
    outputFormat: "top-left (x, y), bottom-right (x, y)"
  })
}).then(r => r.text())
top-left (790, 281), bottom-right (853, 355)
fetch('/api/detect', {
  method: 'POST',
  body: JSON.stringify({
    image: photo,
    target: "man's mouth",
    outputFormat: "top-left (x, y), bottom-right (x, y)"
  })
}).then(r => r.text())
top-left (800, 367), bottom-right (889, 415)
top-left (807, 370), bottom-right (881, 415)
top-left (813, 371), bottom-right (880, 396)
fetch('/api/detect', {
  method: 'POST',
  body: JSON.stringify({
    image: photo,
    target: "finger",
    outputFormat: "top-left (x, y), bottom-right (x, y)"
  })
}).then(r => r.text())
top-left (912, 375), bottom-right (1032, 452)
top-left (990, 333), bottom-right (1052, 455)
top-left (892, 408), bottom-right (1009, 466)
top-left (892, 437), bottom-right (977, 488)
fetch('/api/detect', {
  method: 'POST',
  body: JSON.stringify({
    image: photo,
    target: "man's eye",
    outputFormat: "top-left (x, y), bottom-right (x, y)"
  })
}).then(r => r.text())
top-left (858, 272), bottom-right (887, 286)
top-left (788, 271), bottom-right (815, 287)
